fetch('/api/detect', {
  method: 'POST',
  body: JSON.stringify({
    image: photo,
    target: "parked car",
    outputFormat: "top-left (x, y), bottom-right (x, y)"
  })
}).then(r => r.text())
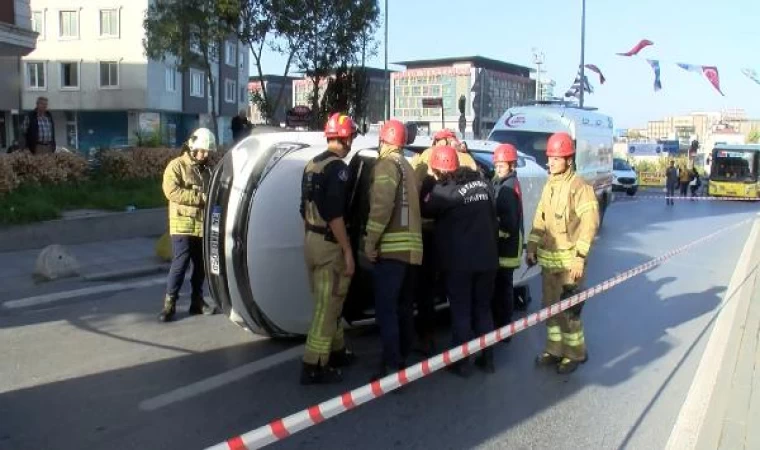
top-left (612, 157), bottom-right (639, 196)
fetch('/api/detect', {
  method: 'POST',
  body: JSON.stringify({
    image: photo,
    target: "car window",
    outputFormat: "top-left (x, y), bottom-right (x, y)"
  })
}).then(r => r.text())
top-left (613, 159), bottom-right (632, 171)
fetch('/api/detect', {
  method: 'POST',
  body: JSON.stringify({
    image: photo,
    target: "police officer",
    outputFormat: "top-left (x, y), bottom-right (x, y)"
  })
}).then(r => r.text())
top-left (491, 144), bottom-right (524, 337)
top-left (421, 145), bottom-right (499, 377)
top-left (525, 132), bottom-right (600, 374)
top-left (299, 112), bottom-right (358, 385)
top-left (159, 127), bottom-right (219, 322)
top-left (364, 119), bottom-right (423, 379)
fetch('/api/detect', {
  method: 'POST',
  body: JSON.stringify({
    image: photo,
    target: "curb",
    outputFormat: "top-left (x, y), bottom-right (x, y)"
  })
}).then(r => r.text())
top-left (83, 263), bottom-right (171, 282)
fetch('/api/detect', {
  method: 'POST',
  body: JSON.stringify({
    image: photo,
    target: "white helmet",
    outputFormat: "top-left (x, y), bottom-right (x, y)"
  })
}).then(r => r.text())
top-left (187, 127), bottom-right (217, 152)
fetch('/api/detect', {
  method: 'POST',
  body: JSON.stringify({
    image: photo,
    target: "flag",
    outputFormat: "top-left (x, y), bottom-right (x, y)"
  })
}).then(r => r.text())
top-left (677, 62), bottom-right (702, 74)
top-left (646, 59), bottom-right (662, 91)
top-left (702, 66), bottom-right (724, 96)
top-left (741, 68), bottom-right (760, 86)
top-left (564, 66), bottom-right (593, 99)
top-left (584, 64), bottom-right (606, 84)
top-left (616, 39), bottom-right (654, 56)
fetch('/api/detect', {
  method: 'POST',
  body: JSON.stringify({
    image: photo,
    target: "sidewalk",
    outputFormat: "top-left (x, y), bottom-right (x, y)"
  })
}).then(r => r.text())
top-left (0, 237), bottom-right (168, 299)
top-left (695, 252), bottom-right (760, 449)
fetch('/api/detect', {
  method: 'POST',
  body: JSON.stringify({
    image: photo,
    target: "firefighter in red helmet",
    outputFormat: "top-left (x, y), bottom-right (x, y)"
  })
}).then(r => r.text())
top-left (491, 144), bottom-right (525, 338)
top-left (298, 112), bottom-right (359, 384)
top-left (525, 132), bottom-right (600, 374)
top-left (365, 119), bottom-right (423, 380)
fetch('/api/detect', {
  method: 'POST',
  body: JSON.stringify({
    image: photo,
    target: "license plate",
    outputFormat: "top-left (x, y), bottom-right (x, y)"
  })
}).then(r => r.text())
top-left (209, 207), bottom-right (221, 275)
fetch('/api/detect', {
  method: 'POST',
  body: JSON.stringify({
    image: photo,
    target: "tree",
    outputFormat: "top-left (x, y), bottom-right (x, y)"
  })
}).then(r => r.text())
top-left (748, 128), bottom-right (760, 143)
top-left (319, 65), bottom-right (370, 127)
top-left (293, 0), bottom-right (381, 129)
top-left (143, 0), bottom-right (237, 142)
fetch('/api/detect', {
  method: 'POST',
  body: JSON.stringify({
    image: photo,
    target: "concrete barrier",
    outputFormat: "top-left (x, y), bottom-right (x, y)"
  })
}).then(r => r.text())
top-left (0, 208), bottom-right (168, 252)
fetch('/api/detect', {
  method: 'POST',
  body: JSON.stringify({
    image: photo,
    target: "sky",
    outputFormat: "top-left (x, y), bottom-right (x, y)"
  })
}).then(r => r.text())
top-left (252, 0), bottom-right (760, 129)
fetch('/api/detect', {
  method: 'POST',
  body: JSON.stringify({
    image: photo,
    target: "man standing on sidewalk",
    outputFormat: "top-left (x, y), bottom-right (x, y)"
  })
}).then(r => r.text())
top-left (665, 160), bottom-right (679, 206)
top-left (20, 96), bottom-right (56, 155)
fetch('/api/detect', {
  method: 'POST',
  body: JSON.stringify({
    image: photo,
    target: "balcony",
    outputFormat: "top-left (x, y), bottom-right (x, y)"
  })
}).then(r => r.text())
top-left (0, 21), bottom-right (37, 56)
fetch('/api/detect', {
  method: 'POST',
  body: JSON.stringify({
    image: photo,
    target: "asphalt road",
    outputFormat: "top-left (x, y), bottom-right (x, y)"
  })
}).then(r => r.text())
top-left (1, 194), bottom-right (758, 450)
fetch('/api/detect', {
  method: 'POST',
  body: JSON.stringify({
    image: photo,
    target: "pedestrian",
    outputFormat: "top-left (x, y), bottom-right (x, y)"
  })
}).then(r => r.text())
top-left (159, 127), bottom-right (220, 323)
top-left (298, 113), bottom-right (358, 385)
top-left (421, 145), bottom-right (499, 377)
top-left (679, 164), bottom-right (690, 197)
top-left (526, 132), bottom-right (600, 375)
top-left (20, 96), bottom-right (55, 155)
top-left (231, 109), bottom-right (252, 143)
top-left (364, 119), bottom-right (423, 380)
top-left (665, 160), bottom-right (678, 206)
top-left (491, 144), bottom-right (524, 339)
top-left (689, 167), bottom-right (701, 199)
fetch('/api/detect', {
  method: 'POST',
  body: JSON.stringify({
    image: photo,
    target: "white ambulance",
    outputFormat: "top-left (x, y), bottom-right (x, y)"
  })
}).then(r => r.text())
top-left (487, 101), bottom-right (615, 223)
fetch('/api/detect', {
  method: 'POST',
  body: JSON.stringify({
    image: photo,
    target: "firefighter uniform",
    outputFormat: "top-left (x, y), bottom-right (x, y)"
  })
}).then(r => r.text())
top-left (491, 144), bottom-right (524, 331)
top-left (527, 132), bottom-right (600, 374)
top-left (300, 152), bottom-right (351, 366)
top-left (412, 146), bottom-right (478, 181)
top-left (365, 119), bottom-right (423, 376)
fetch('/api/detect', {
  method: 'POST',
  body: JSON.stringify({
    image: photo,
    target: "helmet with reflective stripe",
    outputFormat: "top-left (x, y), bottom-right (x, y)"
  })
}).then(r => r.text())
top-left (324, 113), bottom-right (358, 139)
top-left (188, 127), bottom-right (217, 152)
top-left (430, 145), bottom-right (459, 172)
top-left (379, 119), bottom-right (406, 147)
top-left (433, 128), bottom-right (456, 142)
top-left (546, 132), bottom-right (575, 157)
top-left (493, 143), bottom-right (518, 163)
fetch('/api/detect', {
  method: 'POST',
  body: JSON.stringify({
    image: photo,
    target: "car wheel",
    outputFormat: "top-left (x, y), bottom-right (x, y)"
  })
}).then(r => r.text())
top-left (626, 187), bottom-right (638, 196)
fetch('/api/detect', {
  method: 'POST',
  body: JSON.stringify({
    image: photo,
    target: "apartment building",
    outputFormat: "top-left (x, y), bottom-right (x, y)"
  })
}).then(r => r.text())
top-left (22, 0), bottom-right (249, 153)
top-left (0, 0), bottom-right (38, 151)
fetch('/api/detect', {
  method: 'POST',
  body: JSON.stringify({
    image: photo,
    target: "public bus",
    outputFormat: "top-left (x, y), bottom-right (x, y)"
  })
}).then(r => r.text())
top-left (708, 144), bottom-right (760, 199)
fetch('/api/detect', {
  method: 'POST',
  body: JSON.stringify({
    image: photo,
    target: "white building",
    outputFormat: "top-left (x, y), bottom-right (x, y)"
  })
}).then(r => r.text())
top-left (21, 0), bottom-right (248, 152)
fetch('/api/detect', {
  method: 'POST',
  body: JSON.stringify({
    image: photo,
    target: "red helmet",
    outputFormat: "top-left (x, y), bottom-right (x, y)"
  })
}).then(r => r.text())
top-left (433, 129), bottom-right (456, 142)
top-left (546, 132), bottom-right (575, 157)
top-left (430, 145), bottom-right (459, 172)
top-left (379, 119), bottom-right (407, 147)
top-left (493, 144), bottom-right (518, 163)
top-left (324, 113), bottom-right (357, 140)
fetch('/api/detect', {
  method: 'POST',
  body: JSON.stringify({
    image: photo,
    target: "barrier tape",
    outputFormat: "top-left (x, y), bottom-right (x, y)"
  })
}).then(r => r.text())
top-left (617, 195), bottom-right (759, 202)
top-left (205, 218), bottom-right (753, 450)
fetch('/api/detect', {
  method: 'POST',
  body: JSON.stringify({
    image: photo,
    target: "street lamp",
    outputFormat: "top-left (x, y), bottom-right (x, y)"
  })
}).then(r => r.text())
top-left (532, 48), bottom-right (545, 101)
top-left (579, 0), bottom-right (587, 108)
top-left (383, 0), bottom-right (389, 121)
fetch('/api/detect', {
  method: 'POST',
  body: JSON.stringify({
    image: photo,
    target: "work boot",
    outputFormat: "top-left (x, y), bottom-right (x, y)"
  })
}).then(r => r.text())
top-left (158, 295), bottom-right (177, 323)
top-left (300, 362), bottom-right (343, 385)
top-left (535, 351), bottom-right (562, 367)
top-left (474, 349), bottom-right (496, 374)
top-left (329, 348), bottom-right (357, 368)
top-left (556, 355), bottom-right (588, 375)
top-left (189, 294), bottom-right (219, 316)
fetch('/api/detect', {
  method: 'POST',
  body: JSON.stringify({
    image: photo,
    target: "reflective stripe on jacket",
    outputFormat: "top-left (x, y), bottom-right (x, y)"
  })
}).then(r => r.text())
top-left (163, 153), bottom-right (209, 237)
top-left (526, 169), bottom-right (599, 271)
top-left (494, 172), bottom-right (524, 268)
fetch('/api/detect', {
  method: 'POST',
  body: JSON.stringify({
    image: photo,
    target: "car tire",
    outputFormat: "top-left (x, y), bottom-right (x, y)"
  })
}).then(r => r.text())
top-left (626, 187), bottom-right (638, 196)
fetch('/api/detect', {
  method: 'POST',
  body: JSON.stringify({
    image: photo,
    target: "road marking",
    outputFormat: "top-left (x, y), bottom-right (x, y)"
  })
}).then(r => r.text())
top-left (138, 345), bottom-right (304, 412)
top-left (2, 276), bottom-right (166, 310)
top-left (665, 216), bottom-right (760, 450)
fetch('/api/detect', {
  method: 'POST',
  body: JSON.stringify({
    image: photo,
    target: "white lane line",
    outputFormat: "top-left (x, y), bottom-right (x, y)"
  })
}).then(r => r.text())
top-left (139, 345), bottom-right (304, 412)
top-left (665, 216), bottom-right (760, 450)
top-left (2, 276), bottom-right (166, 309)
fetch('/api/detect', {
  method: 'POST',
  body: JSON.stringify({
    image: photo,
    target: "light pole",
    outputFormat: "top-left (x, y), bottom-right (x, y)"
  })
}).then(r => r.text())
top-left (383, 0), bottom-right (389, 121)
top-left (579, 0), bottom-right (587, 108)
top-left (532, 48), bottom-right (545, 101)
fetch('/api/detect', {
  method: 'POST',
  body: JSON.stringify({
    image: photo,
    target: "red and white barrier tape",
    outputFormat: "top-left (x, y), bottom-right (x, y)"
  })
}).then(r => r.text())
top-left (617, 195), bottom-right (759, 202)
top-left (205, 218), bottom-right (753, 450)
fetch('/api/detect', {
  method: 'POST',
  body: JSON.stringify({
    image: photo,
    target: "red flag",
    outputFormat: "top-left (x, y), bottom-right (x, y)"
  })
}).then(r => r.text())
top-left (616, 39), bottom-right (654, 56)
top-left (701, 66), bottom-right (725, 96)
top-left (584, 64), bottom-right (606, 84)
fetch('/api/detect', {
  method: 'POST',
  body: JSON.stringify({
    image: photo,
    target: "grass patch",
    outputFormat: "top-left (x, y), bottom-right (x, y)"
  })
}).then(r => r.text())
top-left (0, 178), bottom-right (166, 226)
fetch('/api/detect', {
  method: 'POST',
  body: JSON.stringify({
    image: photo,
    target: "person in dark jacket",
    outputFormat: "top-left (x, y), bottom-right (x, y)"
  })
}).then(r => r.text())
top-left (420, 145), bottom-right (499, 377)
top-left (491, 144), bottom-right (524, 339)
top-left (21, 96), bottom-right (56, 154)
top-left (231, 109), bottom-right (252, 143)
top-left (665, 160), bottom-right (678, 206)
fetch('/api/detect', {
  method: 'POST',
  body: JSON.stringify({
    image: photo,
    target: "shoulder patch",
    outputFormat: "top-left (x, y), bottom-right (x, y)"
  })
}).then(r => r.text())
top-left (338, 168), bottom-right (349, 182)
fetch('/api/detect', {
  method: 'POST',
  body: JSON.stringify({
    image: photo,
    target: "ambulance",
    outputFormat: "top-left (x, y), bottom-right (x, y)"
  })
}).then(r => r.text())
top-left (488, 101), bottom-right (615, 223)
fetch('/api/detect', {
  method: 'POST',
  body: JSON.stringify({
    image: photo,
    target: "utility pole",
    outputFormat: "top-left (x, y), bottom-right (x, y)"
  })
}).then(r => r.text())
top-left (579, 0), bottom-right (587, 108)
top-left (383, 0), bottom-right (389, 121)
top-left (532, 48), bottom-right (545, 101)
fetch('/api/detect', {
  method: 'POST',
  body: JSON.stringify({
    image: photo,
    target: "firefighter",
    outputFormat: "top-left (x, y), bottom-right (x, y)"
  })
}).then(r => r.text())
top-left (421, 145), bottom-right (499, 377)
top-left (411, 129), bottom-right (477, 181)
top-left (364, 119), bottom-right (423, 379)
top-left (491, 144), bottom-right (524, 337)
top-left (298, 112), bottom-right (358, 385)
top-left (159, 127), bottom-right (219, 323)
top-left (525, 132), bottom-right (600, 375)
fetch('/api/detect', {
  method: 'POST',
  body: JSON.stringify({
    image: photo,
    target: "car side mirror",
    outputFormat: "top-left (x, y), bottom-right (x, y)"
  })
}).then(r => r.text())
top-left (405, 123), bottom-right (418, 145)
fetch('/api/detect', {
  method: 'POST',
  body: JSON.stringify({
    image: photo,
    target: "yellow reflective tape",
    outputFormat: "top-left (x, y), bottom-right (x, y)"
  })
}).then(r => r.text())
top-left (577, 240), bottom-right (591, 254)
top-left (499, 256), bottom-right (520, 268)
top-left (380, 233), bottom-right (423, 243)
top-left (499, 230), bottom-right (510, 238)
top-left (576, 201), bottom-right (598, 217)
top-left (366, 221), bottom-right (385, 233)
top-left (528, 234), bottom-right (541, 243)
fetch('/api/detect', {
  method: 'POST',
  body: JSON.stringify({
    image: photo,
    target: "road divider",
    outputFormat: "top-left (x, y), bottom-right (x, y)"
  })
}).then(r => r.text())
top-left (205, 217), bottom-right (754, 450)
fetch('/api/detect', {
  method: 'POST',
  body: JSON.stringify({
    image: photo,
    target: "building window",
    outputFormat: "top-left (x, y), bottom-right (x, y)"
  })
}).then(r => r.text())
top-left (240, 86), bottom-right (247, 103)
top-left (190, 70), bottom-right (204, 97)
top-left (59, 10), bottom-right (79, 39)
top-left (239, 51), bottom-right (245, 70)
top-left (26, 62), bottom-right (46, 89)
top-left (225, 42), bottom-right (236, 66)
top-left (99, 61), bottom-right (119, 88)
top-left (60, 62), bottom-right (79, 89)
top-left (99, 9), bottom-right (119, 37)
top-left (165, 67), bottom-right (177, 92)
top-left (225, 79), bottom-right (236, 103)
top-left (31, 11), bottom-right (44, 38)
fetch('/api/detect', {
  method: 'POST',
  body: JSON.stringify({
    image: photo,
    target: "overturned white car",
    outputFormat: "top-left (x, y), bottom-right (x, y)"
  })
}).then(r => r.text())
top-left (202, 127), bottom-right (555, 338)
